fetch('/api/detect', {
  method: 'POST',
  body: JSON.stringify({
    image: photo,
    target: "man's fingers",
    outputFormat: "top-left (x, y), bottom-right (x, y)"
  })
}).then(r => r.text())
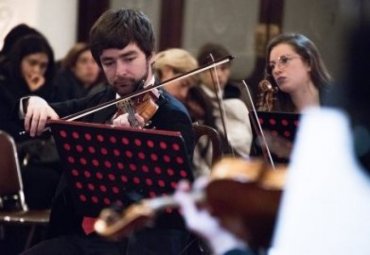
top-left (24, 112), bottom-right (31, 132)
top-left (24, 96), bottom-right (59, 136)
top-left (27, 109), bottom-right (41, 137)
top-left (47, 107), bottom-right (59, 120)
top-left (134, 114), bottom-right (145, 128)
top-left (174, 181), bottom-right (199, 221)
top-left (36, 110), bottom-right (48, 136)
top-left (112, 113), bottom-right (130, 127)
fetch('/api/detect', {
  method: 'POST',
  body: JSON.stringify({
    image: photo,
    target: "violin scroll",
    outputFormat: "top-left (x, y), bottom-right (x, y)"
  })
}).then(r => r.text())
top-left (256, 79), bottom-right (278, 111)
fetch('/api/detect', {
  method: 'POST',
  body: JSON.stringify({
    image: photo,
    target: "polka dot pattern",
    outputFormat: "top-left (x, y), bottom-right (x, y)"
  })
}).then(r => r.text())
top-left (51, 121), bottom-right (193, 217)
top-left (252, 111), bottom-right (300, 163)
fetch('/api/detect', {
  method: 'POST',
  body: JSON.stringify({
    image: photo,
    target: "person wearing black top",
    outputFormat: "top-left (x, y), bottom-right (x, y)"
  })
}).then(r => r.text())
top-left (0, 26), bottom-right (61, 210)
top-left (53, 42), bottom-right (107, 101)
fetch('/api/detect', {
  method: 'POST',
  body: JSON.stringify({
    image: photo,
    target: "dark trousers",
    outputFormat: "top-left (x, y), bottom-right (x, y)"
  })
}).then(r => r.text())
top-left (22, 163), bottom-right (61, 209)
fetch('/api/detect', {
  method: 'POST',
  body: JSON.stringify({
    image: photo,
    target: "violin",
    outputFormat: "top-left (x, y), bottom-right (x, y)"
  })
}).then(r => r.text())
top-left (115, 88), bottom-right (160, 128)
top-left (206, 158), bottom-right (285, 249)
top-left (256, 78), bottom-right (278, 112)
top-left (242, 80), bottom-right (276, 168)
top-left (94, 157), bottom-right (286, 249)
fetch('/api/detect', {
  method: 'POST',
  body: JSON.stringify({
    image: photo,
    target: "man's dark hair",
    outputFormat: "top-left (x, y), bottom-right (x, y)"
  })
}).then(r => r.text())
top-left (89, 9), bottom-right (155, 66)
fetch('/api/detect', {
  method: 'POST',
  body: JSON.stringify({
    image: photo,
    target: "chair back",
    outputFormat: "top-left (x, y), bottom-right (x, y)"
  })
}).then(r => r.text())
top-left (0, 132), bottom-right (50, 251)
top-left (0, 131), bottom-right (27, 210)
top-left (192, 123), bottom-right (222, 165)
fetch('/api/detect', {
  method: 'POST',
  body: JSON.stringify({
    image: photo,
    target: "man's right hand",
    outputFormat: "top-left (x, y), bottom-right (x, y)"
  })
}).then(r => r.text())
top-left (24, 96), bottom-right (59, 137)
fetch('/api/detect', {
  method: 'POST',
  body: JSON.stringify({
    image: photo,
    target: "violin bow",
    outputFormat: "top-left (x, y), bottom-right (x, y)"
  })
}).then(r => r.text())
top-left (241, 80), bottom-right (275, 169)
top-left (208, 53), bottom-right (235, 157)
top-left (18, 56), bottom-right (233, 136)
top-left (61, 56), bottom-right (234, 122)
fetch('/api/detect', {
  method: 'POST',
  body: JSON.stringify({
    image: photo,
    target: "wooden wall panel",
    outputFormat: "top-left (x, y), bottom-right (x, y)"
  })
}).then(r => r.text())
top-left (182, 0), bottom-right (259, 81)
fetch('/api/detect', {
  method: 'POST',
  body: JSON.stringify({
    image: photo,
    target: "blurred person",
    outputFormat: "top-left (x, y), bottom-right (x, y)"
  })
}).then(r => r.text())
top-left (174, 178), bottom-right (253, 255)
top-left (0, 26), bottom-right (60, 209)
top-left (153, 48), bottom-right (198, 102)
top-left (153, 48), bottom-right (208, 177)
top-left (175, 106), bottom-right (370, 255)
top-left (54, 42), bottom-right (107, 100)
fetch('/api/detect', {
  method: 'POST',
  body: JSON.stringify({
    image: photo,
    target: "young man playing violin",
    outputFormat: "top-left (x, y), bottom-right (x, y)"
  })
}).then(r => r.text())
top-left (21, 9), bottom-right (198, 255)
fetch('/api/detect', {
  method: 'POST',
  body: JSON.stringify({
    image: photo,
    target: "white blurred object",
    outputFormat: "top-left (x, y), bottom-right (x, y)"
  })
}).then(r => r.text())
top-left (269, 107), bottom-right (370, 255)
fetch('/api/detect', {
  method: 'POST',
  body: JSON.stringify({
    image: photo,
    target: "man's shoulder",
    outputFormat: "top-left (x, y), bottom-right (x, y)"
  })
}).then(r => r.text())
top-left (158, 90), bottom-right (189, 114)
top-left (85, 86), bottom-right (115, 104)
top-left (155, 91), bottom-right (191, 124)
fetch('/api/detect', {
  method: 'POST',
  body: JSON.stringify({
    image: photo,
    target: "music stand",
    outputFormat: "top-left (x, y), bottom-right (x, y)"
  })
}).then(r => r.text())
top-left (249, 111), bottom-right (300, 164)
top-left (49, 120), bottom-right (193, 217)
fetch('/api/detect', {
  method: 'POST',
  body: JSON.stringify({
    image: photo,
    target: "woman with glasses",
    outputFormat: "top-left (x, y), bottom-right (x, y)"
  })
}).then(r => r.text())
top-left (258, 33), bottom-right (332, 112)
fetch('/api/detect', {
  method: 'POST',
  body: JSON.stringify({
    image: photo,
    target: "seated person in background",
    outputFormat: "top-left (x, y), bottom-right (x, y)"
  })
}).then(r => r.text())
top-left (154, 48), bottom-right (220, 178)
top-left (0, 24), bottom-right (61, 209)
top-left (197, 43), bottom-right (242, 99)
top-left (257, 33), bottom-right (332, 112)
top-left (187, 43), bottom-right (252, 176)
top-left (153, 48), bottom-right (198, 103)
top-left (54, 42), bottom-right (107, 101)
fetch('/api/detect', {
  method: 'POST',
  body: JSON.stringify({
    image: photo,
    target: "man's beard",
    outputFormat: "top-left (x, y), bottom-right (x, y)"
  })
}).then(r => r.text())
top-left (113, 62), bottom-right (149, 96)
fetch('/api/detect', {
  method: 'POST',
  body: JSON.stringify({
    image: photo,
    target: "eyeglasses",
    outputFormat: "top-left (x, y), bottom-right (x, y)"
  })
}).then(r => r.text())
top-left (268, 55), bottom-right (300, 73)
